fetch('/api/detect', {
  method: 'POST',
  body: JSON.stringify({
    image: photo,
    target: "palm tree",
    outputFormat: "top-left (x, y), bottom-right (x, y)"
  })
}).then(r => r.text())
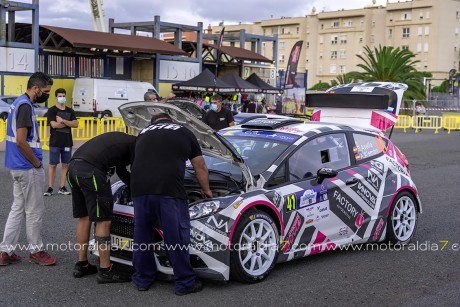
top-left (348, 45), bottom-right (426, 99)
top-left (335, 73), bottom-right (356, 85)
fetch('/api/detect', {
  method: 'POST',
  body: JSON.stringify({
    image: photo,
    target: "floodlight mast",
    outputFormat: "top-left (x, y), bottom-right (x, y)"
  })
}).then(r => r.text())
top-left (89, 0), bottom-right (106, 32)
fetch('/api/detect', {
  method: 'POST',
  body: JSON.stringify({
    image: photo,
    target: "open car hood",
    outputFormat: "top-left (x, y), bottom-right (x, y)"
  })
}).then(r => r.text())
top-left (119, 101), bottom-right (255, 189)
top-left (307, 82), bottom-right (407, 131)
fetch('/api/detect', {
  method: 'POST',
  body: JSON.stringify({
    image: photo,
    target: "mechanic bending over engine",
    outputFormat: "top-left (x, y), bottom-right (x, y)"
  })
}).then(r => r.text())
top-left (130, 113), bottom-right (212, 294)
top-left (67, 132), bottom-right (136, 283)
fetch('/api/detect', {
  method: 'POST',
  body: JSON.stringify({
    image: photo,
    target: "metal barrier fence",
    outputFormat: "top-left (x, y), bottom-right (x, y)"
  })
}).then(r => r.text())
top-left (2, 114), bottom-right (460, 148)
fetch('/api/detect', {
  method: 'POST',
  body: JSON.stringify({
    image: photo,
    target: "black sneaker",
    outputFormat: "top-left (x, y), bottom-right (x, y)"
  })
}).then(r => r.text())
top-left (44, 187), bottom-right (53, 196)
top-left (97, 265), bottom-right (131, 284)
top-left (175, 280), bottom-right (203, 296)
top-left (58, 187), bottom-right (71, 195)
top-left (73, 261), bottom-right (98, 278)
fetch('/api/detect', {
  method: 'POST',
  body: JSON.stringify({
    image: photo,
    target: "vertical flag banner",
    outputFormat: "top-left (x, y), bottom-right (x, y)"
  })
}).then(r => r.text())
top-left (284, 40), bottom-right (303, 89)
top-left (215, 27), bottom-right (225, 79)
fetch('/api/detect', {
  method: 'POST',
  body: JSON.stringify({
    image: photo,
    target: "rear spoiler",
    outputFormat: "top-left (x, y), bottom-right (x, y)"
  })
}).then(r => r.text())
top-left (307, 82), bottom-right (407, 131)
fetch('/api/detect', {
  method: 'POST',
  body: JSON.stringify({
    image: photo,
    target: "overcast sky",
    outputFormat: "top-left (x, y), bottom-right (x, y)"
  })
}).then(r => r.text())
top-left (16, 0), bottom-right (393, 31)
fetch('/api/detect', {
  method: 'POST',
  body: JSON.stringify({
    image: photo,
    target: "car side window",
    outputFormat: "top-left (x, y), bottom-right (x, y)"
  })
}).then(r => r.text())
top-left (352, 133), bottom-right (386, 161)
top-left (288, 133), bottom-right (350, 181)
top-left (265, 162), bottom-right (286, 187)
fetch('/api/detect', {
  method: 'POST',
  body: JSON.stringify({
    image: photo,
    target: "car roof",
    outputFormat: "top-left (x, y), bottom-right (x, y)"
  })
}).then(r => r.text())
top-left (224, 117), bottom-right (380, 137)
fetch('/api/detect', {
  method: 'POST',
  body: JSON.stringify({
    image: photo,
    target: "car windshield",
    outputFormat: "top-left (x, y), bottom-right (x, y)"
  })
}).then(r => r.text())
top-left (219, 130), bottom-right (299, 175)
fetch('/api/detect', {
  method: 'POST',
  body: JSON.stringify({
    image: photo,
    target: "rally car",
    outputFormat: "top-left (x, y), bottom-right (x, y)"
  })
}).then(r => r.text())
top-left (92, 82), bottom-right (421, 283)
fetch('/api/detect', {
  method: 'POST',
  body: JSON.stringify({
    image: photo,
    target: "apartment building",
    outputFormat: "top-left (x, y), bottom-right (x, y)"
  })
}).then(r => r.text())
top-left (212, 0), bottom-right (460, 87)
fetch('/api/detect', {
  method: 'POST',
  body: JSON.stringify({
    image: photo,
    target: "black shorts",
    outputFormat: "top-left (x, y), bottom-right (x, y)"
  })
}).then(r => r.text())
top-left (67, 160), bottom-right (113, 221)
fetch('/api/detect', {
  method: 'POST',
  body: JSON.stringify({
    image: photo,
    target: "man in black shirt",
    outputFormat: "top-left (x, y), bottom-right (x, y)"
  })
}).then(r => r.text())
top-left (67, 132), bottom-right (135, 283)
top-left (44, 88), bottom-right (78, 196)
top-left (131, 113), bottom-right (212, 294)
top-left (202, 94), bottom-right (235, 130)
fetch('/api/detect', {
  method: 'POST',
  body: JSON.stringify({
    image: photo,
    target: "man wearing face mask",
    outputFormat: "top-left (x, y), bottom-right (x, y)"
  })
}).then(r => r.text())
top-left (202, 94), bottom-right (235, 131)
top-left (44, 88), bottom-right (79, 196)
top-left (0, 72), bottom-right (56, 266)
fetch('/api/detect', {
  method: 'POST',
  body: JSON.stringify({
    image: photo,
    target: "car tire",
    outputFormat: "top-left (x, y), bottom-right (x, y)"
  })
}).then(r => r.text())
top-left (101, 110), bottom-right (112, 119)
top-left (386, 191), bottom-right (418, 245)
top-left (230, 210), bottom-right (279, 283)
top-left (0, 112), bottom-right (7, 121)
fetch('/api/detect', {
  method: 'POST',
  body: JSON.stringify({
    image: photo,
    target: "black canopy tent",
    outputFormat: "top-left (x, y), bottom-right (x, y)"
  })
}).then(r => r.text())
top-left (218, 71), bottom-right (260, 93)
top-left (245, 73), bottom-right (283, 94)
top-left (172, 69), bottom-right (236, 93)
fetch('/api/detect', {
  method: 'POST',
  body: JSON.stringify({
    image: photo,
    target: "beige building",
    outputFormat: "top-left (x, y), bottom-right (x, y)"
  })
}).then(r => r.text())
top-left (212, 0), bottom-right (460, 88)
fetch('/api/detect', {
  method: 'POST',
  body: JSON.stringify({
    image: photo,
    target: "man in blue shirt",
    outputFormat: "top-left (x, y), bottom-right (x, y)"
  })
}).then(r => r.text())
top-left (0, 72), bottom-right (56, 266)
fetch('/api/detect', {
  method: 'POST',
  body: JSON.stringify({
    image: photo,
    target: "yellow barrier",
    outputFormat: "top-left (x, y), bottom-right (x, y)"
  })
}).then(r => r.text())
top-left (0, 120), bottom-right (5, 142)
top-left (395, 115), bottom-right (412, 133)
top-left (443, 116), bottom-right (460, 134)
top-left (100, 117), bottom-right (127, 134)
top-left (72, 117), bottom-right (100, 141)
top-left (37, 117), bottom-right (50, 151)
top-left (412, 116), bottom-right (442, 134)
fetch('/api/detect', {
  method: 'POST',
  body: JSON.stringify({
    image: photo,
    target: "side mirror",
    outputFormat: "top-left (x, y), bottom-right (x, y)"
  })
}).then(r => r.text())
top-left (316, 168), bottom-right (338, 184)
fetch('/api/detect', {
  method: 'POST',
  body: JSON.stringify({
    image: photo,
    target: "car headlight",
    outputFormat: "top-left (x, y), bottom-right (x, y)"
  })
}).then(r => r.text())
top-left (189, 200), bottom-right (221, 220)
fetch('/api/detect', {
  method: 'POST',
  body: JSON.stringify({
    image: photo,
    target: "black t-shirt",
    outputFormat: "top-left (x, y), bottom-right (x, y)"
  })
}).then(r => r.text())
top-left (16, 104), bottom-right (33, 134)
top-left (130, 120), bottom-right (202, 199)
top-left (71, 132), bottom-right (136, 186)
top-left (246, 102), bottom-right (256, 113)
top-left (202, 108), bottom-right (234, 131)
top-left (47, 106), bottom-right (77, 147)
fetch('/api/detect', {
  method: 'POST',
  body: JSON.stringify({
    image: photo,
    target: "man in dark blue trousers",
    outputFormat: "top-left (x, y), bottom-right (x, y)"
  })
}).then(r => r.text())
top-left (131, 113), bottom-right (212, 294)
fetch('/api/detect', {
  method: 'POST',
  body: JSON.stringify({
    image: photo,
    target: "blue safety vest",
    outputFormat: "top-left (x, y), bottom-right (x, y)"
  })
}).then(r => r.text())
top-left (5, 94), bottom-right (43, 170)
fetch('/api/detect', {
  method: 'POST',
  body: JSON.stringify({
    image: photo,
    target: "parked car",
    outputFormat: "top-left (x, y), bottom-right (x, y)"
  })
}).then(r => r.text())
top-left (91, 82), bottom-right (421, 283)
top-left (0, 96), bottom-right (48, 121)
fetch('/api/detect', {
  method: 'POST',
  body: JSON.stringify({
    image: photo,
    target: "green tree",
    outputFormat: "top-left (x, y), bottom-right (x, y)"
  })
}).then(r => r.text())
top-left (335, 73), bottom-right (356, 85)
top-left (348, 45), bottom-right (426, 99)
top-left (308, 82), bottom-right (331, 91)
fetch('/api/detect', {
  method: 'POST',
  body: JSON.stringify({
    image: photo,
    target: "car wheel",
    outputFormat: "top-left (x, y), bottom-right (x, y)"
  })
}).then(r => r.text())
top-left (101, 111), bottom-right (112, 119)
top-left (386, 191), bottom-right (418, 245)
top-left (0, 112), bottom-right (7, 121)
top-left (230, 210), bottom-right (279, 283)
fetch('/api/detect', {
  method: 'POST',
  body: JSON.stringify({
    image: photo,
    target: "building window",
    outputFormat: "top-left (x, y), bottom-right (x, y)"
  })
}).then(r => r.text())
top-left (330, 64), bottom-right (337, 74)
top-left (403, 27), bottom-right (410, 38)
top-left (359, 37), bottom-right (363, 43)
top-left (331, 21), bottom-right (339, 28)
top-left (418, 27), bottom-right (423, 36)
top-left (424, 43), bottom-right (429, 52)
top-left (388, 29), bottom-right (393, 37)
top-left (279, 55), bottom-right (285, 64)
top-left (455, 28), bottom-right (459, 35)
top-left (340, 36), bottom-right (347, 44)
top-left (360, 19), bottom-right (364, 27)
top-left (419, 12), bottom-right (424, 19)
top-left (296, 26), bottom-right (300, 34)
top-left (306, 42), bottom-right (310, 48)
top-left (263, 29), bottom-right (266, 35)
top-left (401, 12), bottom-right (411, 20)
top-left (279, 41), bottom-right (285, 49)
top-left (321, 24), bottom-right (324, 30)
top-left (331, 35), bottom-right (338, 44)
top-left (331, 51), bottom-right (337, 59)
top-left (340, 50), bottom-right (347, 59)
top-left (339, 65), bottom-right (346, 74)
top-left (426, 11), bottom-right (430, 19)
top-left (402, 45), bottom-right (409, 51)
top-left (389, 14), bottom-right (393, 22)
top-left (319, 35), bottom-right (324, 44)
top-left (417, 43), bottom-right (422, 52)
top-left (344, 20), bottom-right (352, 27)
top-left (425, 26), bottom-right (429, 35)
top-left (319, 51), bottom-right (323, 59)
top-left (318, 64), bottom-right (323, 74)
top-left (372, 21), bottom-right (375, 28)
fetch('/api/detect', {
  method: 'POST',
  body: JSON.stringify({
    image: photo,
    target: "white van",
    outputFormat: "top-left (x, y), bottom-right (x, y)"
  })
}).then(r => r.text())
top-left (72, 78), bottom-right (158, 118)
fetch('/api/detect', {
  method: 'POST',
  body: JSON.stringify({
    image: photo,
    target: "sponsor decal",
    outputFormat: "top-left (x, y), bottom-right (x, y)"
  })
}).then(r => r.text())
top-left (350, 181), bottom-right (377, 209)
top-left (140, 123), bottom-right (182, 134)
top-left (339, 227), bottom-right (349, 236)
top-left (285, 193), bottom-right (298, 212)
top-left (385, 156), bottom-right (408, 176)
top-left (221, 130), bottom-right (299, 143)
top-left (190, 228), bottom-right (213, 252)
top-left (305, 218), bottom-right (314, 224)
top-left (206, 216), bottom-right (229, 234)
top-left (281, 212), bottom-right (304, 253)
top-left (370, 160), bottom-right (385, 175)
top-left (285, 185), bottom-right (328, 213)
top-left (365, 170), bottom-right (382, 191)
top-left (373, 218), bottom-right (385, 241)
top-left (332, 190), bottom-right (359, 220)
top-left (233, 200), bottom-right (243, 209)
top-left (273, 191), bottom-right (284, 209)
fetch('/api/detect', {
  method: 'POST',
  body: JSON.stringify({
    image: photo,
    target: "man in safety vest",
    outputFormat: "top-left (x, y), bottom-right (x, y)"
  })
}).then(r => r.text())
top-left (0, 72), bottom-right (57, 266)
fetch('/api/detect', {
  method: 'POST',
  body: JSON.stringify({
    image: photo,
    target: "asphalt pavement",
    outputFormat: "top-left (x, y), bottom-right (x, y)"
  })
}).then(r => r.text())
top-left (0, 130), bottom-right (459, 306)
